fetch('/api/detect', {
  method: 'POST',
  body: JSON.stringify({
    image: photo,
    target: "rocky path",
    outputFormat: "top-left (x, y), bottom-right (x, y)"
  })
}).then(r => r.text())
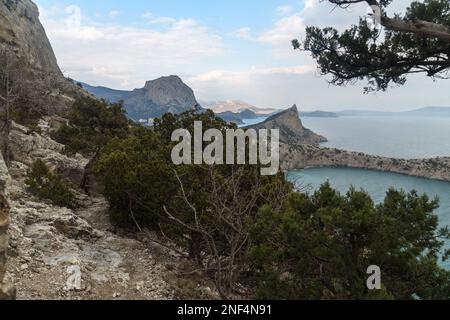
top-left (1, 120), bottom-right (219, 300)
top-left (5, 164), bottom-right (178, 300)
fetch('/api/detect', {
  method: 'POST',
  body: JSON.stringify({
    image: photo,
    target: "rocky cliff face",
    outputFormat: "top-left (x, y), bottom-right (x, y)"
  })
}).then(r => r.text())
top-left (143, 76), bottom-right (198, 110)
top-left (82, 76), bottom-right (200, 120)
top-left (0, 0), bottom-right (84, 116)
top-left (0, 153), bottom-right (15, 300)
top-left (0, 0), bottom-right (61, 76)
top-left (248, 105), bottom-right (327, 145)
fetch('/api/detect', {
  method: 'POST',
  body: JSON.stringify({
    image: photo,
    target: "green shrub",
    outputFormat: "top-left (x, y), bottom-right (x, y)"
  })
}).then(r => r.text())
top-left (51, 97), bottom-right (131, 155)
top-left (250, 183), bottom-right (450, 300)
top-left (95, 110), bottom-right (292, 298)
top-left (94, 108), bottom-right (450, 300)
top-left (96, 109), bottom-right (290, 232)
top-left (25, 159), bottom-right (76, 208)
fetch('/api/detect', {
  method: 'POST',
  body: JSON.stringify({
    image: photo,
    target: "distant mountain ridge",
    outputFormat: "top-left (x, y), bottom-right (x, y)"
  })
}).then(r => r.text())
top-left (81, 76), bottom-right (200, 120)
top-left (301, 111), bottom-right (339, 118)
top-left (80, 83), bottom-right (131, 103)
top-left (338, 107), bottom-right (450, 117)
top-left (215, 111), bottom-right (248, 125)
top-left (202, 100), bottom-right (277, 115)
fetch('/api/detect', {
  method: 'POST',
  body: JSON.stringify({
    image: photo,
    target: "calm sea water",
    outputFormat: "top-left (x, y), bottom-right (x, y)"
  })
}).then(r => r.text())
top-left (240, 117), bottom-right (268, 127)
top-left (242, 115), bottom-right (450, 267)
top-left (244, 116), bottom-right (450, 158)
top-left (287, 168), bottom-right (450, 269)
top-left (302, 116), bottom-right (450, 159)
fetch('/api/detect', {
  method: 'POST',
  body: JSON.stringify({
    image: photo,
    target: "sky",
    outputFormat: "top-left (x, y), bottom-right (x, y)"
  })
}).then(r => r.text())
top-left (34, 0), bottom-right (450, 111)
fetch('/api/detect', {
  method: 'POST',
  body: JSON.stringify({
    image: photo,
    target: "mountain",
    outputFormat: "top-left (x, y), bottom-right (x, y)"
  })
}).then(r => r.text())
top-left (338, 106), bottom-right (450, 117)
top-left (338, 110), bottom-right (399, 117)
top-left (200, 100), bottom-right (278, 125)
top-left (301, 111), bottom-right (339, 118)
top-left (0, 0), bottom-right (84, 115)
top-left (82, 76), bottom-right (200, 120)
top-left (202, 100), bottom-right (277, 116)
top-left (1, 0), bottom-right (75, 300)
top-left (405, 107), bottom-right (450, 117)
top-left (216, 111), bottom-right (245, 125)
top-left (216, 109), bottom-right (259, 125)
top-left (0, 0), bottom-right (62, 76)
top-left (80, 83), bottom-right (131, 103)
top-left (247, 105), bottom-right (327, 145)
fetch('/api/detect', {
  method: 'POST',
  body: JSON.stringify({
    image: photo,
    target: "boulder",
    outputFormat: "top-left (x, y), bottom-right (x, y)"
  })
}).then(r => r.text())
top-left (8, 121), bottom-right (89, 187)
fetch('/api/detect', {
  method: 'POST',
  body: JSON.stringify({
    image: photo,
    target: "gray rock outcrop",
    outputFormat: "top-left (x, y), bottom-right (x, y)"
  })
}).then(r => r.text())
top-left (248, 105), bottom-right (328, 145)
top-left (0, 154), bottom-right (15, 300)
top-left (0, 0), bottom-right (62, 76)
top-left (82, 75), bottom-right (200, 120)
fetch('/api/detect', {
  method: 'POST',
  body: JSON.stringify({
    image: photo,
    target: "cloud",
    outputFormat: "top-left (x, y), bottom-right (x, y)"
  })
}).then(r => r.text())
top-left (304, 0), bottom-right (316, 10)
top-left (38, 5), bottom-right (225, 89)
top-left (252, 0), bottom-right (403, 57)
top-left (187, 65), bottom-right (316, 104)
top-left (231, 27), bottom-right (252, 39)
top-left (187, 0), bottom-right (441, 110)
top-left (276, 5), bottom-right (293, 15)
top-left (257, 14), bottom-right (304, 46)
top-left (188, 66), bottom-right (450, 112)
top-left (190, 65), bottom-right (315, 84)
top-left (142, 12), bottom-right (176, 25)
top-left (37, 0), bottom-right (440, 111)
top-left (108, 10), bottom-right (120, 18)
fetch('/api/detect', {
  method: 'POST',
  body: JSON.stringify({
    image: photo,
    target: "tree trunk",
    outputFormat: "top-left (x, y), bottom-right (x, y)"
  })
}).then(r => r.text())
top-left (381, 16), bottom-right (450, 42)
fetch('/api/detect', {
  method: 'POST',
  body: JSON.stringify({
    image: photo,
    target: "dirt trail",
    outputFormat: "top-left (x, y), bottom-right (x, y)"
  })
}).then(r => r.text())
top-left (5, 165), bottom-right (178, 300)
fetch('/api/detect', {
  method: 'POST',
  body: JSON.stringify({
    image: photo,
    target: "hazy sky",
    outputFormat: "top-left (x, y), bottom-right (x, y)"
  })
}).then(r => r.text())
top-left (35, 0), bottom-right (450, 111)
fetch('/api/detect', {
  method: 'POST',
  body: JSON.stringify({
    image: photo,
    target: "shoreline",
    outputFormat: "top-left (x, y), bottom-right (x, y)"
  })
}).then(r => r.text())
top-left (280, 143), bottom-right (450, 183)
top-left (286, 165), bottom-right (450, 184)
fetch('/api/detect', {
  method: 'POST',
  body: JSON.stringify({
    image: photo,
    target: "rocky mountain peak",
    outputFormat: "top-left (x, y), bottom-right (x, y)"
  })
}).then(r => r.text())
top-left (0, 0), bottom-right (62, 76)
top-left (248, 104), bottom-right (327, 145)
top-left (290, 104), bottom-right (298, 112)
top-left (83, 76), bottom-right (200, 120)
top-left (142, 75), bottom-right (198, 109)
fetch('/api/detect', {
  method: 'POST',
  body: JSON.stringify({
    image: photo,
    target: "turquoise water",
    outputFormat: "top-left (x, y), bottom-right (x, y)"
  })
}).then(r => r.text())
top-left (240, 117), bottom-right (268, 127)
top-left (287, 168), bottom-right (450, 269)
top-left (287, 116), bottom-right (450, 269)
top-left (243, 115), bottom-right (450, 266)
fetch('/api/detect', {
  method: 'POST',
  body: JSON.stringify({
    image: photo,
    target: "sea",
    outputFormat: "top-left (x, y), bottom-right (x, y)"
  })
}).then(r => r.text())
top-left (243, 116), bottom-right (450, 268)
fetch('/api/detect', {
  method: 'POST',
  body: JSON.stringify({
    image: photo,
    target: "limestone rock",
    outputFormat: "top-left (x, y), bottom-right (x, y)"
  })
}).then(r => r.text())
top-left (248, 105), bottom-right (328, 145)
top-left (141, 75), bottom-right (198, 110)
top-left (0, 154), bottom-right (15, 300)
top-left (8, 121), bottom-right (89, 186)
top-left (0, 0), bottom-right (62, 76)
top-left (82, 75), bottom-right (201, 119)
top-left (0, 196), bottom-right (9, 282)
top-left (0, 0), bottom-right (86, 116)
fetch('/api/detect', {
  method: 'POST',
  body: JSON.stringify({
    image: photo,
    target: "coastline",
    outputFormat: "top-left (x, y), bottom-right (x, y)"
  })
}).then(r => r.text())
top-left (280, 143), bottom-right (450, 183)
